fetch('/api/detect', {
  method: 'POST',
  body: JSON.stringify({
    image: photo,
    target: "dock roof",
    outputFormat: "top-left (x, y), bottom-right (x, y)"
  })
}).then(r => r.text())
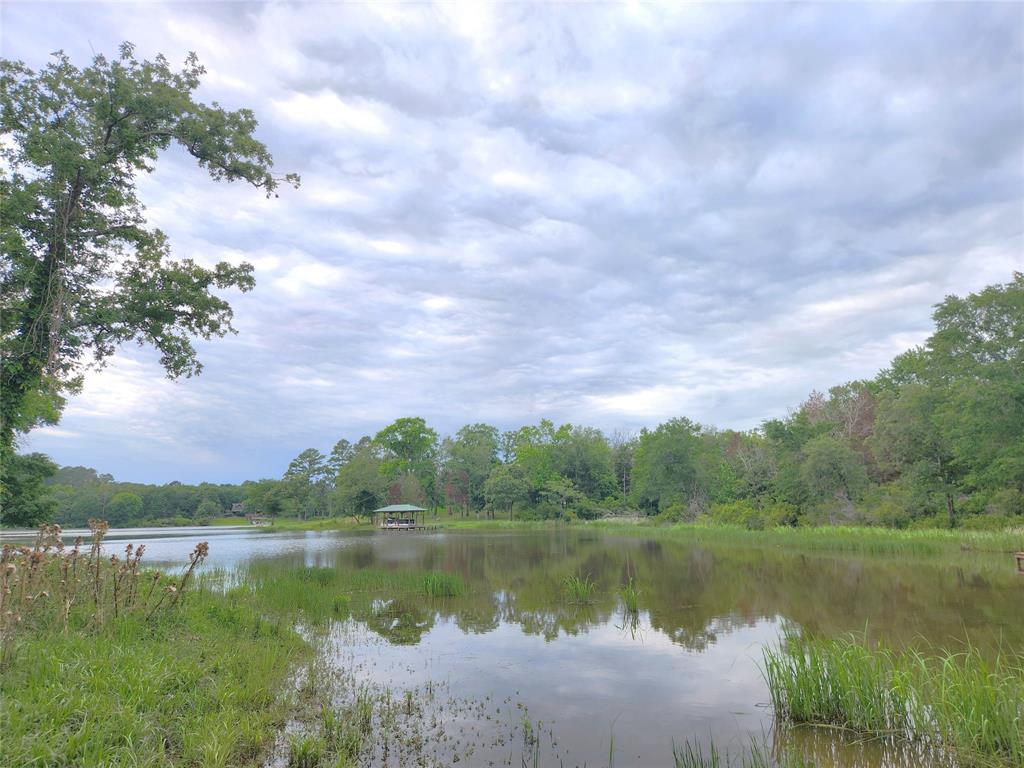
top-left (373, 504), bottom-right (426, 513)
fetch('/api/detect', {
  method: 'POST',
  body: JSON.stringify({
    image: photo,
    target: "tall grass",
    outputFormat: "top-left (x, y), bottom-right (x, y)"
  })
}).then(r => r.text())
top-left (564, 574), bottom-right (596, 604)
top-left (762, 630), bottom-right (1024, 766)
top-left (671, 736), bottom-right (813, 768)
top-left (598, 521), bottom-right (1024, 556)
top-left (421, 571), bottom-right (465, 598)
top-left (619, 578), bottom-right (640, 615)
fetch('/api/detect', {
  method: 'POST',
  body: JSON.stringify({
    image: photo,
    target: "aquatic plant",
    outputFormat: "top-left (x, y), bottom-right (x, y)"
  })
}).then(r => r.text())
top-left (421, 571), bottom-right (465, 598)
top-left (671, 736), bottom-right (814, 768)
top-left (288, 733), bottom-right (326, 768)
top-left (762, 630), bottom-right (1024, 766)
top-left (619, 578), bottom-right (640, 615)
top-left (563, 573), bottom-right (596, 604)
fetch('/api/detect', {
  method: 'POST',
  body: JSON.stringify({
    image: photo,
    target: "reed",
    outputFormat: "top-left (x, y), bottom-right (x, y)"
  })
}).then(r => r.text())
top-left (762, 630), bottom-right (1024, 766)
top-left (619, 578), bottom-right (640, 615)
top-left (421, 571), bottom-right (465, 598)
top-left (563, 573), bottom-right (596, 604)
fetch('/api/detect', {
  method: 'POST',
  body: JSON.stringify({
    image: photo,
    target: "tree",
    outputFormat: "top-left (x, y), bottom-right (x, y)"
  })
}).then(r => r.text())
top-left (373, 417), bottom-right (439, 500)
top-left (327, 438), bottom-right (354, 475)
top-left (195, 497), bottom-right (221, 520)
top-left (799, 435), bottom-right (869, 523)
top-left (0, 44), bottom-right (297, 486)
top-left (0, 452), bottom-right (57, 526)
top-left (334, 444), bottom-right (387, 522)
top-left (609, 429), bottom-right (637, 498)
top-left (106, 491), bottom-right (142, 526)
top-left (284, 448), bottom-right (329, 519)
top-left (631, 418), bottom-right (704, 512)
top-left (484, 464), bottom-right (528, 520)
top-left (447, 423), bottom-right (499, 511)
top-left (551, 425), bottom-right (614, 500)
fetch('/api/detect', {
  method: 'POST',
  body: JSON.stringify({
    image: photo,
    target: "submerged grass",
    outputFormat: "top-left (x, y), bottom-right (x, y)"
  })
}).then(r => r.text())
top-left (762, 630), bottom-right (1024, 766)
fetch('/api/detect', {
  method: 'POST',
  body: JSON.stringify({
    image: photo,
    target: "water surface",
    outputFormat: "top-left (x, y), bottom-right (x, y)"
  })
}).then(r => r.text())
top-left (13, 526), bottom-right (1020, 766)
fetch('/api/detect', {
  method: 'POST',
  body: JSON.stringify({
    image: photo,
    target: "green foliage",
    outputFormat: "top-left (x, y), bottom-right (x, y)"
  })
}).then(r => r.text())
top-left (26, 274), bottom-right (1024, 533)
top-left (563, 574), bottom-right (596, 604)
top-left (0, 452), bottom-right (56, 526)
top-left (421, 571), bottom-right (465, 598)
top-left (763, 630), bottom-right (1024, 765)
top-left (632, 418), bottom-right (704, 512)
top-left (484, 463), bottom-right (529, 518)
top-left (0, 43), bottom-right (296, 469)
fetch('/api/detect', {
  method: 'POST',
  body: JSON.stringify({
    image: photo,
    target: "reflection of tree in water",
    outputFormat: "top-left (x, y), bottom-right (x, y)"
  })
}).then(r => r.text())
top-left (331, 531), bottom-right (1022, 652)
top-left (364, 598), bottom-right (435, 645)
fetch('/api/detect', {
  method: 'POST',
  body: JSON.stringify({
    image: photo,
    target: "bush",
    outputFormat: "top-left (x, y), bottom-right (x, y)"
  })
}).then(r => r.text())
top-left (864, 500), bottom-right (911, 529)
top-left (986, 488), bottom-right (1024, 517)
top-left (573, 499), bottom-right (606, 520)
top-left (960, 514), bottom-right (1015, 531)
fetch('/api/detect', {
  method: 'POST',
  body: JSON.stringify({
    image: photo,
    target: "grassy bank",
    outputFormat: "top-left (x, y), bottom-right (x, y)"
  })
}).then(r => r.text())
top-left (0, 524), bottom-right (471, 767)
top-left (762, 631), bottom-right (1024, 767)
top-left (0, 525), bottom-right (313, 767)
top-left (429, 516), bottom-right (1023, 556)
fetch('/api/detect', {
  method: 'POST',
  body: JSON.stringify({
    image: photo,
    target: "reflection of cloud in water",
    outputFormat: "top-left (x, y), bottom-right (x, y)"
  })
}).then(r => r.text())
top-left (340, 611), bottom-right (779, 767)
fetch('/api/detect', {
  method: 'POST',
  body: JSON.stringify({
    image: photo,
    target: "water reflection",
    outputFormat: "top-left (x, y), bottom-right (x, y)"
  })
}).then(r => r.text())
top-left (19, 526), bottom-right (1019, 766)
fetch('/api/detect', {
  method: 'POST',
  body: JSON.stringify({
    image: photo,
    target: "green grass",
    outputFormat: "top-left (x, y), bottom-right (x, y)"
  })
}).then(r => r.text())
top-left (0, 525), bottom-right (473, 768)
top-left (619, 578), bottom-right (640, 615)
top-left (762, 630), bottom-right (1024, 766)
top-left (361, 515), bottom-right (1023, 556)
top-left (671, 736), bottom-right (813, 768)
top-left (563, 574), bottom-right (597, 604)
top-left (587, 520), bottom-right (1024, 556)
top-left (0, 586), bottom-right (307, 767)
top-left (421, 571), bottom-right (465, 598)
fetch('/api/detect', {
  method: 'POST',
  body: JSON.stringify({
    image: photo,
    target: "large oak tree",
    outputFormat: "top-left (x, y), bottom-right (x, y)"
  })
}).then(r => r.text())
top-left (0, 44), bottom-right (298, 516)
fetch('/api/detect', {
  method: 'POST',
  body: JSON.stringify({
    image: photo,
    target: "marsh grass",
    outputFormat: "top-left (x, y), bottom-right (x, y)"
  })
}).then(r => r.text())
top-left (762, 630), bottom-right (1024, 766)
top-left (671, 736), bottom-right (813, 768)
top-left (563, 573), bottom-right (596, 604)
top-left (619, 578), bottom-right (640, 615)
top-left (421, 571), bottom-right (465, 598)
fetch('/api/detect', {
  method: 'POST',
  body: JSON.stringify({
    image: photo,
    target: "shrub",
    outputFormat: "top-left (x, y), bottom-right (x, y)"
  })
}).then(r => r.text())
top-left (986, 488), bottom-right (1024, 517)
top-left (960, 514), bottom-right (1014, 531)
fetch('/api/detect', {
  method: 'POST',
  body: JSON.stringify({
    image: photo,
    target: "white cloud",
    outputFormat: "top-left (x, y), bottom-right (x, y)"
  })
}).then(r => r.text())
top-left (9, 0), bottom-right (1022, 482)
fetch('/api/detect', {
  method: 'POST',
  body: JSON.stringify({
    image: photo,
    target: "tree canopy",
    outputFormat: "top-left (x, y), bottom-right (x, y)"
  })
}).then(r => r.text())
top-left (0, 43), bottom-right (297, 513)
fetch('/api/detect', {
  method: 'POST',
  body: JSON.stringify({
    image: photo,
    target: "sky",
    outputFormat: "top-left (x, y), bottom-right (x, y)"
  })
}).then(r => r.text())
top-left (4, 1), bottom-right (1023, 484)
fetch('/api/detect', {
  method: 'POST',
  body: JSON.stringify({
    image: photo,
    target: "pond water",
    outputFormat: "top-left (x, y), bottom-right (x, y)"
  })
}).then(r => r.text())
top-left (12, 525), bottom-right (1021, 766)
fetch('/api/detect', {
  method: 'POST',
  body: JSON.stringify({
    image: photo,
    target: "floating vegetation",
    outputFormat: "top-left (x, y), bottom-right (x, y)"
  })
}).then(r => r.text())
top-left (762, 630), bottom-right (1024, 766)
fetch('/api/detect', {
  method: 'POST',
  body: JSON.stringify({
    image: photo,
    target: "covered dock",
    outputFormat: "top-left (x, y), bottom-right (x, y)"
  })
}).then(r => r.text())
top-left (373, 504), bottom-right (427, 530)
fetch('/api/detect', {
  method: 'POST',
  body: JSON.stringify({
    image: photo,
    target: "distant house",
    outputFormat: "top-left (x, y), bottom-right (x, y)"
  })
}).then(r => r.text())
top-left (229, 502), bottom-right (245, 515)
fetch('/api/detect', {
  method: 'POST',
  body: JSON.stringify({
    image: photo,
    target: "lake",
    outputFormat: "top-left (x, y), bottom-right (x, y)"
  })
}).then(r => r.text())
top-left (15, 525), bottom-right (1021, 766)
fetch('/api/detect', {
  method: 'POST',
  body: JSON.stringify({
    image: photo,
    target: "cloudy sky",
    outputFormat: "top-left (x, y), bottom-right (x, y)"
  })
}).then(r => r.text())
top-left (5, 2), bottom-right (1023, 484)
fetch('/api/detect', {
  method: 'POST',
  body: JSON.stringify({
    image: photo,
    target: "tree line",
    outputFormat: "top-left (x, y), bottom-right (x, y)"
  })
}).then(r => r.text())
top-left (14, 275), bottom-right (1022, 531)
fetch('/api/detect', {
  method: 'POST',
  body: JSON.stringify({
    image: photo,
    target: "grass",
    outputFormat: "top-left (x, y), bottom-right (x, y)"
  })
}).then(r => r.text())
top-left (584, 520), bottom-right (1024, 556)
top-left (0, 571), bottom-right (307, 767)
top-left (671, 736), bottom-right (814, 768)
top-left (563, 573), bottom-right (596, 604)
top-left (619, 578), bottom-right (640, 615)
top-left (421, 570), bottom-right (465, 598)
top-left (762, 630), bottom-right (1024, 766)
